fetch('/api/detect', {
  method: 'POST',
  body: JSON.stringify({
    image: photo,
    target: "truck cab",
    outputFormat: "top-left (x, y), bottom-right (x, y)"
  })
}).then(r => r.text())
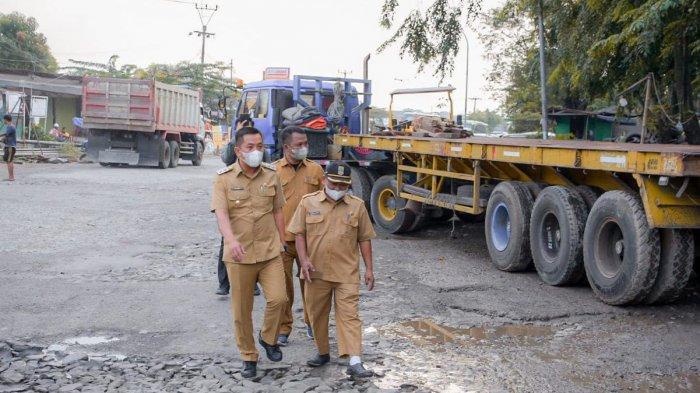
top-left (234, 75), bottom-right (368, 161)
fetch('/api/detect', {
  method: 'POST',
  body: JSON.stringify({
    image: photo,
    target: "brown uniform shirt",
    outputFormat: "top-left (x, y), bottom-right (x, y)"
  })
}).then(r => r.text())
top-left (287, 190), bottom-right (376, 284)
top-left (210, 162), bottom-right (285, 264)
top-left (274, 157), bottom-right (325, 242)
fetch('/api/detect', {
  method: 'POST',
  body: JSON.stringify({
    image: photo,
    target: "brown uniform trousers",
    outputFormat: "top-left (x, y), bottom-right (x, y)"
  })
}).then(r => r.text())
top-left (211, 162), bottom-right (287, 361)
top-left (274, 157), bottom-right (324, 335)
top-left (288, 190), bottom-right (376, 357)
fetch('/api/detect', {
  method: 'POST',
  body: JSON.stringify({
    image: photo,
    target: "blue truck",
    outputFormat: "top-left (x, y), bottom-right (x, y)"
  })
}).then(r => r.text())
top-left (230, 73), bottom-right (392, 206)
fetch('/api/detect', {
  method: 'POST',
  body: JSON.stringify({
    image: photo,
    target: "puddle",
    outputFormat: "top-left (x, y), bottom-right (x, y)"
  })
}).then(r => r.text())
top-left (399, 319), bottom-right (553, 346)
top-left (63, 336), bottom-right (120, 346)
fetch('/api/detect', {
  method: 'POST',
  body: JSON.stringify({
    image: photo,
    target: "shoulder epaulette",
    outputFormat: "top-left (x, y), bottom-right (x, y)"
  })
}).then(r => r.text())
top-left (261, 162), bottom-right (276, 171)
top-left (217, 164), bottom-right (236, 175)
top-left (347, 194), bottom-right (364, 202)
top-left (302, 190), bottom-right (323, 199)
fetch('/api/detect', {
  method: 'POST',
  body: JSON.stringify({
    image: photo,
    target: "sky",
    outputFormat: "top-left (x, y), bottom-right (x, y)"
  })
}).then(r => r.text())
top-left (3, 0), bottom-right (504, 113)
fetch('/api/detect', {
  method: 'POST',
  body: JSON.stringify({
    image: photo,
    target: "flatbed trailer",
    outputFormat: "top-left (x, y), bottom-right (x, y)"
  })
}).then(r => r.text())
top-left (336, 133), bottom-right (700, 305)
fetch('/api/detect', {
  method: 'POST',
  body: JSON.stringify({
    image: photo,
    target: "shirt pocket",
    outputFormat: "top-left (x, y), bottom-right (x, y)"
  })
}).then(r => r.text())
top-left (304, 176), bottom-right (320, 193)
top-left (228, 189), bottom-right (251, 210)
top-left (340, 214), bottom-right (359, 238)
top-left (305, 214), bottom-right (325, 236)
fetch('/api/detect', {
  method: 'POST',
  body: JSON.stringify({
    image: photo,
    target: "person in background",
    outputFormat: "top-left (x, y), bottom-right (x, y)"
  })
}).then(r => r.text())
top-left (273, 126), bottom-right (325, 346)
top-left (1, 114), bottom-right (17, 181)
top-left (288, 161), bottom-right (376, 378)
top-left (49, 123), bottom-right (60, 140)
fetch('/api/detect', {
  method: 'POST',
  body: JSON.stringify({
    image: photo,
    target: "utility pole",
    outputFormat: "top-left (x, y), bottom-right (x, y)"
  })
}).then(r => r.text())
top-left (230, 59), bottom-right (234, 84)
top-left (536, 0), bottom-right (549, 139)
top-left (189, 3), bottom-right (218, 74)
top-left (468, 97), bottom-right (481, 113)
top-left (462, 29), bottom-right (470, 119)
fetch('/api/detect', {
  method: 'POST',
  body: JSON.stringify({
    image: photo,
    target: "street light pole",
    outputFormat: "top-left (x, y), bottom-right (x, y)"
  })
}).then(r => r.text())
top-left (462, 29), bottom-right (470, 120)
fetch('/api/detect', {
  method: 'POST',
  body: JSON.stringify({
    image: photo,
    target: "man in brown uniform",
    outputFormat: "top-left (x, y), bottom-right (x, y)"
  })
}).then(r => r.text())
top-left (274, 126), bottom-right (325, 345)
top-left (288, 161), bottom-right (376, 378)
top-left (211, 126), bottom-right (287, 378)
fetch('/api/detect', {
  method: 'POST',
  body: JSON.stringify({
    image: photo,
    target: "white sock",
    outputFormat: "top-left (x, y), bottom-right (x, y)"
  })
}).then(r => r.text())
top-left (349, 356), bottom-right (361, 366)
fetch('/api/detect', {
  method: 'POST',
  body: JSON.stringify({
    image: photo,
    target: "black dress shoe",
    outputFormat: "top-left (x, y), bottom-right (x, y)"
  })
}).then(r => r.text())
top-left (215, 287), bottom-right (229, 296)
top-left (306, 353), bottom-right (330, 367)
top-left (258, 333), bottom-right (283, 362)
top-left (346, 363), bottom-right (373, 378)
top-left (254, 283), bottom-right (261, 296)
top-left (241, 361), bottom-right (257, 379)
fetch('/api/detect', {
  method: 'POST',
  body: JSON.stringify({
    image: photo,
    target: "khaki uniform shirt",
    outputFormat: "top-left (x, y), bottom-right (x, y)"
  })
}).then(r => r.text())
top-left (274, 157), bottom-right (325, 242)
top-left (210, 162), bottom-right (285, 264)
top-left (288, 190), bottom-right (376, 284)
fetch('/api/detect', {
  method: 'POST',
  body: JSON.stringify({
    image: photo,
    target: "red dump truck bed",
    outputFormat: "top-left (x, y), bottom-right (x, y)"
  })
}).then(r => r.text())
top-left (82, 77), bottom-right (200, 134)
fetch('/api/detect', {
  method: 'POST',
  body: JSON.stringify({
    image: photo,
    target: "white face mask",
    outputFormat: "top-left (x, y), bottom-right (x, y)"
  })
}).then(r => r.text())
top-left (325, 185), bottom-right (347, 201)
top-left (242, 150), bottom-right (264, 167)
top-left (291, 146), bottom-right (309, 161)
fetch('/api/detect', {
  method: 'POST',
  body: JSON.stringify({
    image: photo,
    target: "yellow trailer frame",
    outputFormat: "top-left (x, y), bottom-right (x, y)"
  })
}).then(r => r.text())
top-left (336, 134), bottom-right (700, 228)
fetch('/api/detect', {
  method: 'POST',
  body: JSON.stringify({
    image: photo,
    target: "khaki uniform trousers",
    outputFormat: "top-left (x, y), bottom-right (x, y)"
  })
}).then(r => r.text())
top-left (225, 255), bottom-right (286, 361)
top-left (280, 241), bottom-right (310, 335)
top-left (305, 279), bottom-right (362, 357)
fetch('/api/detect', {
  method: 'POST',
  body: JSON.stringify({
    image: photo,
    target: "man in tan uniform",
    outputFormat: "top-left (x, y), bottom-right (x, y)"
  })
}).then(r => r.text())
top-left (211, 126), bottom-right (287, 378)
top-left (274, 126), bottom-right (325, 345)
top-left (288, 161), bottom-right (376, 378)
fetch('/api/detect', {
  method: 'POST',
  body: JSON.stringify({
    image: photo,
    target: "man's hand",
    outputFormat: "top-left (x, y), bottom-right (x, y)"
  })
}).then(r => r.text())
top-left (301, 260), bottom-right (315, 282)
top-left (229, 240), bottom-right (246, 262)
top-left (364, 269), bottom-right (375, 291)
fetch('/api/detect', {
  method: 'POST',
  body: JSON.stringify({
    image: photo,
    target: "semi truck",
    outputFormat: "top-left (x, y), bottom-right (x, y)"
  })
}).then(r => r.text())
top-left (335, 88), bottom-right (700, 307)
top-left (83, 77), bottom-right (204, 168)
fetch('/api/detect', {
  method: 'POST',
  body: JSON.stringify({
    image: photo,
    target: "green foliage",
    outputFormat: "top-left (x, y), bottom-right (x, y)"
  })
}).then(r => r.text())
top-left (378, 0), bottom-right (480, 81)
top-left (0, 12), bottom-right (57, 72)
top-left (482, 0), bottom-right (699, 121)
top-left (467, 109), bottom-right (504, 130)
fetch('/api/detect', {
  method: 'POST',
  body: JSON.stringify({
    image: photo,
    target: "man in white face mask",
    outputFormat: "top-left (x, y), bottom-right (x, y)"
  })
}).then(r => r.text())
top-left (211, 127), bottom-right (288, 378)
top-left (288, 161), bottom-right (377, 378)
top-left (273, 127), bottom-right (325, 346)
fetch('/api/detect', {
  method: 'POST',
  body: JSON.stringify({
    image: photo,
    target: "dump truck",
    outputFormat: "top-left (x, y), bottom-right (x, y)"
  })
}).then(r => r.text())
top-left (336, 88), bottom-right (700, 306)
top-left (83, 77), bottom-right (204, 168)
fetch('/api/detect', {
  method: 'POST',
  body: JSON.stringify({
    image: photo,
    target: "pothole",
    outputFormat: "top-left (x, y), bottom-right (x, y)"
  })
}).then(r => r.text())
top-left (396, 319), bottom-right (553, 347)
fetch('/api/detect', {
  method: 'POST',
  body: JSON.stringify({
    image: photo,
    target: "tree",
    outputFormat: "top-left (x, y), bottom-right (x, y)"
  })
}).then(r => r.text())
top-left (378, 0), bottom-right (481, 81)
top-left (0, 12), bottom-right (57, 72)
top-left (62, 55), bottom-right (140, 78)
top-left (467, 109), bottom-right (504, 130)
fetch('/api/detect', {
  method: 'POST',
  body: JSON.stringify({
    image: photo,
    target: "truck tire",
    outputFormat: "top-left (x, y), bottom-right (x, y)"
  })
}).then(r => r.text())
top-left (573, 185), bottom-right (599, 210)
top-left (530, 186), bottom-right (587, 285)
top-left (350, 167), bottom-right (372, 211)
top-left (158, 139), bottom-right (170, 169)
top-left (644, 229), bottom-right (694, 304)
top-left (370, 175), bottom-right (416, 234)
top-left (169, 140), bottom-right (180, 168)
top-left (583, 191), bottom-right (660, 305)
top-left (192, 141), bottom-right (203, 166)
top-left (485, 181), bottom-right (534, 272)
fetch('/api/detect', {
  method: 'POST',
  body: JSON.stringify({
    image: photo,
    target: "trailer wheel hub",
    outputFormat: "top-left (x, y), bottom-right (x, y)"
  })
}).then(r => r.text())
top-left (595, 219), bottom-right (625, 278)
top-left (491, 202), bottom-right (511, 252)
top-left (378, 188), bottom-right (398, 221)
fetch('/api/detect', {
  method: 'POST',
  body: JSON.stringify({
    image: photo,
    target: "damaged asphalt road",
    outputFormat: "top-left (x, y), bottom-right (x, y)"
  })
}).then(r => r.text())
top-left (1, 158), bottom-right (699, 392)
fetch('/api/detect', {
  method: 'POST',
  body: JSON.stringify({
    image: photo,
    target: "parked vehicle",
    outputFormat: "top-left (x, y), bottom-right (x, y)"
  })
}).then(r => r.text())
top-left (83, 77), bottom-right (204, 168)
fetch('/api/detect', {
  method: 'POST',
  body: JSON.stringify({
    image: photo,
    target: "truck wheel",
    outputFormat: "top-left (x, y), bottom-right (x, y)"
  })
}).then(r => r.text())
top-left (350, 167), bottom-right (372, 211)
top-left (191, 141), bottom-right (203, 166)
top-left (583, 191), bottom-right (660, 305)
top-left (370, 175), bottom-right (416, 234)
top-left (574, 185), bottom-right (599, 210)
top-left (485, 181), bottom-right (534, 271)
top-left (158, 139), bottom-right (170, 169)
top-left (169, 140), bottom-right (180, 168)
top-left (645, 229), bottom-right (694, 304)
top-left (530, 186), bottom-right (587, 285)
